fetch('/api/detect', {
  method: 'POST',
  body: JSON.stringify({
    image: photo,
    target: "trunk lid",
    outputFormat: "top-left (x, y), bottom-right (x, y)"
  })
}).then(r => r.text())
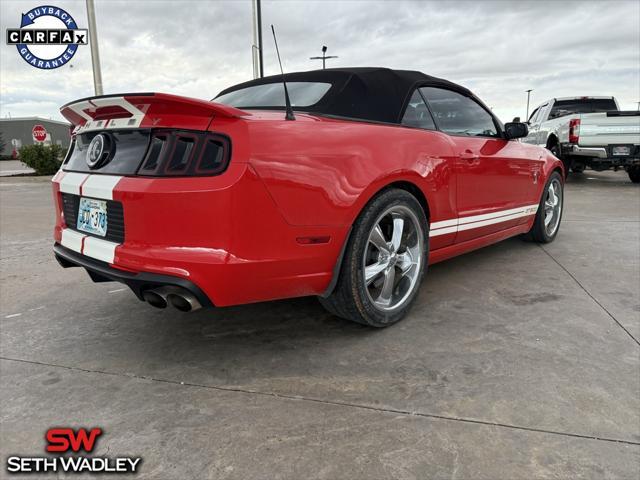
top-left (59, 93), bottom-right (247, 176)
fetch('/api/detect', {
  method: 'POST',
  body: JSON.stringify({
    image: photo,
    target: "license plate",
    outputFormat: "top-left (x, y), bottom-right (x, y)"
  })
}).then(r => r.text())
top-left (612, 145), bottom-right (630, 156)
top-left (77, 198), bottom-right (107, 236)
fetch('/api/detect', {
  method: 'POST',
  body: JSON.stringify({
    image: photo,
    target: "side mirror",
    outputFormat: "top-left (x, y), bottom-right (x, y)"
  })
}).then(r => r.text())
top-left (512, 117), bottom-right (521, 123)
top-left (504, 122), bottom-right (529, 140)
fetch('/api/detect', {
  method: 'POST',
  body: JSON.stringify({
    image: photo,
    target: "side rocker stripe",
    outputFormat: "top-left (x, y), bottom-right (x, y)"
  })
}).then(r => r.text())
top-left (456, 209), bottom-right (535, 232)
top-left (430, 225), bottom-right (458, 237)
top-left (429, 204), bottom-right (538, 238)
top-left (458, 204), bottom-right (539, 226)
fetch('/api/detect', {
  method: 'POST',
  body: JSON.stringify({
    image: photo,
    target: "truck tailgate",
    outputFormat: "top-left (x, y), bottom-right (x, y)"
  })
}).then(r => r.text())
top-left (578, 112), bottom-right (640, 146)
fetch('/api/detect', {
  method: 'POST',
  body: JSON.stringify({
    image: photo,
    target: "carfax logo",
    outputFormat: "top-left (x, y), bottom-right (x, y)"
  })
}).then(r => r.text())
top-left (5, 427), bottom-right (142, 474)
top-left (6, 5), bottom-right (88, 69)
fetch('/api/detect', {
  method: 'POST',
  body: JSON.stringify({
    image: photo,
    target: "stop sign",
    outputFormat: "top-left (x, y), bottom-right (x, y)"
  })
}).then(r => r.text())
top-left (32, 125), bottom-right (47, 143)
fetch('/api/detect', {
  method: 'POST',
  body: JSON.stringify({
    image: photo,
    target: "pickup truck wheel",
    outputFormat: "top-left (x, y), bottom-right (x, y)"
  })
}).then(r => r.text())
top-left (524, 171), bottom-right (564, 243)
top-left (628, 166), bottom-right (640, 183)
top-left (571, 163), bottom-right (585, 174)
top-left (319, 189), bottom-right (428, 327)
top-left (548, 142), bottom-right (570, 178)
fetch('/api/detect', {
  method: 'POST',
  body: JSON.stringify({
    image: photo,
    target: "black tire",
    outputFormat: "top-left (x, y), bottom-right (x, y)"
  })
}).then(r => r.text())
top-left (548, 142), bottom-right (560, 159)
top-left (628, 166), bottom-right (640, 183)
top-left (524, 171), bottom-right (564, 243)
top-left (571, 163), bottom-right (585, 174)
top-left (319, 189), bottom-right (428, 327)
top-left (547, 141), bottom-right (570, 179)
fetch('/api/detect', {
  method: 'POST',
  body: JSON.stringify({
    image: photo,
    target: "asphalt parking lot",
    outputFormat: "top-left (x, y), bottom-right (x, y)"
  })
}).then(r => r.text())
top-left (1, 171), bottom-right (638, 479)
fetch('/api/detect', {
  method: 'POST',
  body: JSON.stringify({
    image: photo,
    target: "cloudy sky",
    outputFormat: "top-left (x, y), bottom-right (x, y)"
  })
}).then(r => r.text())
top-left (1, 0), bottom-right (638, 123)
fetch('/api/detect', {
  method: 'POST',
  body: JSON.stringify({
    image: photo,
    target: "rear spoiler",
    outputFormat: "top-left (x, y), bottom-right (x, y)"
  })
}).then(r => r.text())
top-left (60, 92), bottom-right (250, 134)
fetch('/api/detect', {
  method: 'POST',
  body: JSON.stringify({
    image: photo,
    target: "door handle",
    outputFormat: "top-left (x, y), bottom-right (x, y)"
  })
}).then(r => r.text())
top-left (460, 150), bottom-right (480, 163)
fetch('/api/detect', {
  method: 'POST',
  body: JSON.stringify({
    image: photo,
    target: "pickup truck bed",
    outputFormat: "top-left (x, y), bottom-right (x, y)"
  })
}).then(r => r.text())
top-left (523, 97), bottom-right (640, 182)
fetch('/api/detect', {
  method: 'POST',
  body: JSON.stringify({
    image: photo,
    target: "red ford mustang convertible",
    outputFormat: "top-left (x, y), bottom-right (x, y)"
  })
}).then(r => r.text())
top-left (53, 68), bottom-right (564, 327)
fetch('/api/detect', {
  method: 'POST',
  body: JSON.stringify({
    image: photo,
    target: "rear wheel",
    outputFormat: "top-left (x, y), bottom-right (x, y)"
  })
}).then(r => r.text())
top-left (571, 163), bottom-right (585, 174)
top-left (548, 142), bottom-right (560, 159)
top-left (628, 166), bottom-right (640, 183)
top-left (319, 189), bottom-right (428, 327)
top-left (524, 171), bottom-right (564, 243)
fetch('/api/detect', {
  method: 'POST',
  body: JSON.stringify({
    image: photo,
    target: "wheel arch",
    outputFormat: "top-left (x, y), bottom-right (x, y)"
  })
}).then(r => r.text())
top-left (382, 180), bottom-right (430, 220)
top-left (322, 178), bottom-right (430, 297)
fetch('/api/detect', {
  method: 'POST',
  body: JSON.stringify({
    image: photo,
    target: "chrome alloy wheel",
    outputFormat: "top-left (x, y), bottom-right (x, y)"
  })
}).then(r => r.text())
top-left (544, 177), bottom-right (562, 237)
top-left (362, 205), bottom-right (424, 312)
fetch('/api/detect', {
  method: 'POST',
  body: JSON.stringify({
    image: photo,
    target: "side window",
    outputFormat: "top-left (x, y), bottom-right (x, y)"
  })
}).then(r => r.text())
top-left (527, 107), bottom-right (539, 123)
top-left (534, 104), bottom-right (549, 123)
top-left (420, 87), bottom-right (498, 137)
top-left (401, 90), bottom-right (436, 130)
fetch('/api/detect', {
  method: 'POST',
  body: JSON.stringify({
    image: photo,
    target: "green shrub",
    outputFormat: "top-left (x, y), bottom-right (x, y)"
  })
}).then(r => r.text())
top-left (18, 143), bottom-right (65, 175)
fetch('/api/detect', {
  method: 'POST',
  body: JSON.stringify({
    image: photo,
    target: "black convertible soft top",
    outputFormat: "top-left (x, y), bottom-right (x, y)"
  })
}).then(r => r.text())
top-left (215, 67), bottom-right (473, 124)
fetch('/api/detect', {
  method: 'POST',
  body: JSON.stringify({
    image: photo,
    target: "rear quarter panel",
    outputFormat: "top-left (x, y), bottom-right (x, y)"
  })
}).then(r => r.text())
top-left (246, 114), bottom-right (458, 248)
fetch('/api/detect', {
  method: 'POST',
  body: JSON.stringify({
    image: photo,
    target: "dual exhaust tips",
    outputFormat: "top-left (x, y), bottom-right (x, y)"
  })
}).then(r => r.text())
top-left (142, 286), bottom-right (202, 312)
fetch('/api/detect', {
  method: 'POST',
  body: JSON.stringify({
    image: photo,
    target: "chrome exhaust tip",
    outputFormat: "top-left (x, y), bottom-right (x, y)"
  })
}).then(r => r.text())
top-left (142, 290), bottom-right (167, 309)
top-left (167, 292), bottom-right (202, 312)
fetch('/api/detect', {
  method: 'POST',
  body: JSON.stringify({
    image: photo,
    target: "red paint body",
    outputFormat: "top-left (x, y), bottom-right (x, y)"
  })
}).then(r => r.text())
top-left (53, 93), bottom-right (563, 307)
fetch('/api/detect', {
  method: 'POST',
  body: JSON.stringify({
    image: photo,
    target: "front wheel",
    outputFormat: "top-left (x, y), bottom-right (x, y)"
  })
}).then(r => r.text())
top-left (524, 171), bottom-right (564, 243)
top-left (319, 189), bottom-right (428, 327)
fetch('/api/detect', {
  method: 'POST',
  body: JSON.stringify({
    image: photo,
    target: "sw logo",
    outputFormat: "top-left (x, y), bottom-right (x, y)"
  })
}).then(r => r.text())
top-left (5, 427), bottom-right (142, 474)
top-left (5, 5), bottom-right (88, 69)
top-left (46, 427), bottom-right (102, 453)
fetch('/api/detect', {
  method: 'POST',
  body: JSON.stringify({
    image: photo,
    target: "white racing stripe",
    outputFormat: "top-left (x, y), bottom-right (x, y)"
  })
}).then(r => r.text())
top-left (81, 175), bottom-right (122, 200)
top-left (58, 172), bottom-right (88, 195)
top-left (430, 218), bottom-right (458, 230)
top-left (83, 236), bottom-right (119, 263)
top-left (60, 228), bottom-right (85, 253)
top-left (60, 228), bottom-right (119, 264)
top-left (457, 210), bottom-right (533, 232)
top-left (71, 96), bottom-right (146, 134)
top-left (430, 225), bottom-right (458, 237)
top-left (430, 204), bottom-right (538, 238)
top-left (458, 204), bottom-right (539, 226)
top-left (57, 172), bottom-right (123, 264)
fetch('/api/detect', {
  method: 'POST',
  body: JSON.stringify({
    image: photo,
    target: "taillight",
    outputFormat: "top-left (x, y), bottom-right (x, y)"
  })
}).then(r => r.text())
top-left (569, 118), bottom-right (580, 143)
top-left (138, 130), bottom-right (231, 176)
top-left (62, 129), bottom-right (231, 176)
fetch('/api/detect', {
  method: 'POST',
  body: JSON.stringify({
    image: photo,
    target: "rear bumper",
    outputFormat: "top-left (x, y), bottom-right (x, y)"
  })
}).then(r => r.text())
top-left (54, 243), bottom-right (214, 307)
top-left (51, 165), bottom-right (346, 306)
top-left (567, 145), bottom-right (608, 158)
top-left (563, 144), bottom-right (640, 164)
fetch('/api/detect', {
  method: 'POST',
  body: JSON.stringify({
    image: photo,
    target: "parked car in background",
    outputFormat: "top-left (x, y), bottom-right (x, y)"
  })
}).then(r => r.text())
top-left (521, 96), bottom-right (640, 182)
top-left (52, 68), bottom-right (564, 327)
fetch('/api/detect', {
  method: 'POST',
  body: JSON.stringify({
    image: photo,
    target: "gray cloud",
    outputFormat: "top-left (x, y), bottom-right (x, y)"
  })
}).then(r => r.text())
top-left (1, 0), bottom-right (638, 122)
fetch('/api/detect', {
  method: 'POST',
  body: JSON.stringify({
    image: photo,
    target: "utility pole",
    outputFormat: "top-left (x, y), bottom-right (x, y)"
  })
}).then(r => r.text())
top-left (525, 89), bottom-right (533, 120)
top-left (86, 0), bottom-right (103, 95)
top-left (251, 0), bottom-right (264, 78)
top-left (310, 46), bottom-right (338, 69)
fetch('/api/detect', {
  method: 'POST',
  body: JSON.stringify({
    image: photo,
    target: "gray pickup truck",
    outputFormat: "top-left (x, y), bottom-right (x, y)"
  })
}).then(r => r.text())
top-left (520, 97), bottom-right (640, 182)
